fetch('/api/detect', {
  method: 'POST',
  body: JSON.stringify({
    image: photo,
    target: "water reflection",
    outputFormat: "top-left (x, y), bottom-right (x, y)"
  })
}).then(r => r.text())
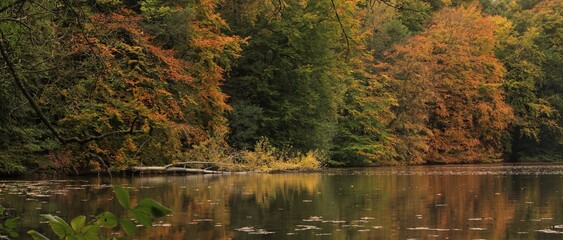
top-left (1, 164), bottom-right (563, 239)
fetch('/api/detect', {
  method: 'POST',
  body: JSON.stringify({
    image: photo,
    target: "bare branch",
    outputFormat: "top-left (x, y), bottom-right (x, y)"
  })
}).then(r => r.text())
top-left (0, 29), bottom-right (65, 142)
top-left (0, 18), bottom-right (32, 30)
top-left (330, 0), bottom-right (350, 60)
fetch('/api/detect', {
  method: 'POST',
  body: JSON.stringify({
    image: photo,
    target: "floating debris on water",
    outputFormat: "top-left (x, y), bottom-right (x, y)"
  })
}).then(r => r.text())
top-left (236, 226), bottom-right (256, 232)
top-left (302, 200), bottom-right (313, 203)
top-left (468, 218), bottom-right (483, 221)
top-left (373, 226), bottom-right (383, 229)
top-left (536, 229), bottom-right (563, 234)
top-left (469, 228), bottom-right (487, 231)
top-left (342, 224), bottom-right (364, 228)
top-left (295, 225), bottom-right (322, 231)
top-left (194, 218), bottom-right (214, 222)
top-left (322, 220), bottom-right (346, 224)
top-left (248, 229), bottom-right (275, 235)
top-left (233, 228), bottom-right (275, 235)
top-left (303, 216), bottom-right (323, 222)
top-left (315, 233), bottom-right (332, 236)
top-left (407, 227), bottom-right (450, 231)
top-left (152, 223), bottom-right (172, 227)
top-left (407, 227), bottom-right (430, 230)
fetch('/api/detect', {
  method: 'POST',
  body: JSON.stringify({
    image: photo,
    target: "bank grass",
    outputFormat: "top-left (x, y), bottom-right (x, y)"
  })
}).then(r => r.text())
top-left (238, 138), bottom-right (322, 172)
top-left (185, 137), bottom-right (322, 172)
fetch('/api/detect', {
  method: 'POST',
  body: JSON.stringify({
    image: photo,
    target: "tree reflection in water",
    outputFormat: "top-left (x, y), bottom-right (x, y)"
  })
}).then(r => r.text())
top-left (1, 164), bottom-right (563, 239)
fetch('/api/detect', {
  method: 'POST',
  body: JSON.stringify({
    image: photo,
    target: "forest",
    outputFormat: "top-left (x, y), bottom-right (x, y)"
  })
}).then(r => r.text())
top-left (0, 0), bottom-right (561, 175)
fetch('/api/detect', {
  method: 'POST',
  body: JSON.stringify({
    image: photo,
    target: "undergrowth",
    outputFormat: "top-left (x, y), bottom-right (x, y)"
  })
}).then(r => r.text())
top-left (184, 137), bottom-right (322, 172)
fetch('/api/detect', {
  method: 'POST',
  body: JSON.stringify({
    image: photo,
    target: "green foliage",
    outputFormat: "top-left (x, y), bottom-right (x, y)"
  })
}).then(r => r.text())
top-left (332, 76), bottom-right (397, 166)
top-left (26, 186), bottom-right (172, 240)
top-left (140, 0), bottom-right (175, 20)
top-left (227, 101), bottom-right (264, 149)
top-left (0, 205), bottom-right (20, 239)
top-left (222, 0), bottom-right (352, 155)
top-left (396, 0), bottom-right (433, 32)
top-left (114, 186), bottom-right (130, 209)
top-left (490, 0), bottom-right (563, 161)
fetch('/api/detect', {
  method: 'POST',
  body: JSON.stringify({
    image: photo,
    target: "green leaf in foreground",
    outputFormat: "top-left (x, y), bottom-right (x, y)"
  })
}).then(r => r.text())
top-left (96, 211), bottom-right (118, 228)
top-left (42, 214), bottom-right (73, 238)
top-left (130, 208), bottom-right (152, 227)
top-left (138, 198), bottom-right (172, 218)
top-left (113, 186), bottom-right (130, 209)
top-left (27, 230), bottom-right (50, 240)
top-left (120, 218), bottom-right (136, 235)
top-left (82, 224), bottom-right (101, 238)
top-left (5, 217), bottom-right (19, 229)
top-left (70, 215), bottom-right (86, 232)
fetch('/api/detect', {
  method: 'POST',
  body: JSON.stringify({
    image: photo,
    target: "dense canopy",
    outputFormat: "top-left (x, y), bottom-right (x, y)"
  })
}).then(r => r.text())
top-left (0, 0), bottom-right (561, 174)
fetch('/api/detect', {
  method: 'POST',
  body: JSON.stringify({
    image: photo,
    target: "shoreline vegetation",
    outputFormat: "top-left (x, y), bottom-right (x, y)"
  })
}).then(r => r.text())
top-left (130, 138), bottom-right (323, 174)
top-left (1, 0), bottom-right (561, 176)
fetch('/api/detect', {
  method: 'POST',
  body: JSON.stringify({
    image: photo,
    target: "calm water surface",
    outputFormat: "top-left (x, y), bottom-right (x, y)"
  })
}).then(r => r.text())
top-left (1, 164), bottom-right (563, 239)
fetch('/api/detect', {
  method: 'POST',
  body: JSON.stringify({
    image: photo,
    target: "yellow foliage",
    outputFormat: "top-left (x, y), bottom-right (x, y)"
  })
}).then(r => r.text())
top-left (236, 138), bottom-right (322, 172)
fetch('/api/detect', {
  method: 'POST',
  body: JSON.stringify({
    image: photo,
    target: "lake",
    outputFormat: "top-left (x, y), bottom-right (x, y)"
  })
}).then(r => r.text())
top-left (2, 164), bottom-right (563, 239)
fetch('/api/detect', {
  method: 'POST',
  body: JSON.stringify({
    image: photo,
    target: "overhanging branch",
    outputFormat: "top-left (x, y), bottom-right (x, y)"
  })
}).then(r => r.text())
top-left (0, 30), bottom-right (142, 145)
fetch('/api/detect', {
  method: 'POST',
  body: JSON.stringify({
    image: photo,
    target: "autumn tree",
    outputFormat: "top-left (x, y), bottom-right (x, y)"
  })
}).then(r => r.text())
top-left (0, 0), bottom-right (242, 174)
top-left (486, 0), bottom-right (562, 161)
top-left (380, 4), bottom-right (514, 163)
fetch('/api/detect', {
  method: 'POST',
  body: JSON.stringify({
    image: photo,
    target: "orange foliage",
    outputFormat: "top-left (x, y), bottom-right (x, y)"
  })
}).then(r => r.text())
top-left (54, 5), bottom-right (242, 167)
top-left (382, 5), bottom-right (514, 163)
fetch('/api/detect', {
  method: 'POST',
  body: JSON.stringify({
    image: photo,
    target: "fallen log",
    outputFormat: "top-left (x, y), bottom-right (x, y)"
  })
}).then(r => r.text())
top-left (130, 166), bottom-right (227, 174)
top-left (129, 161), bottom-right (237, 174)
